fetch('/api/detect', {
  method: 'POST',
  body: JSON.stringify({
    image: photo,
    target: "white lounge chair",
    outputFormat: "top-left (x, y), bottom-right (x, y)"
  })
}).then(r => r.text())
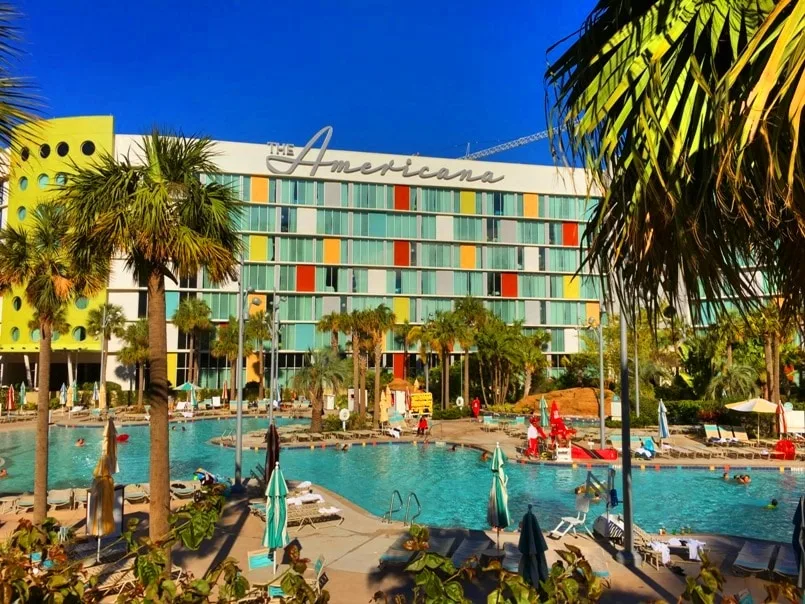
top-left (550, 494), bottom-right (592, 539)
top-left (47, 489), bottom-right (73, 510)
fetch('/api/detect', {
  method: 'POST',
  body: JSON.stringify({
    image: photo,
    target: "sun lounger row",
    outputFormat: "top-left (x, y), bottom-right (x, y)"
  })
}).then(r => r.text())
top-left (733, 541), bottom-right (797, 579)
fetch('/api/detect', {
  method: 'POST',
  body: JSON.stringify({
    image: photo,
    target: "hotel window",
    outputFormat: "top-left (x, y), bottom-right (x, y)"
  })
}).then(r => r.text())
top-left (420, 243), bottom-right (453, 268)
top-left (281, 296), bottom-right (313, 321)
top-left (280, 237), bottom-right (316, 262)
top-left (317, 209), bottom-right (348, 235)
top-left (486, 300), bottom-right (522, 323)
top-left (487, 273), bottom-right (502, 296)
top-left (486, 218), bottom-right (500, 242)
top-left (420, 298), bottom-right (452, 321)
top-left (387, 269), bottom-right (417, 294)
top-left (340, 183), bottom-right (349, 207)
top-left (247, 205), bottom-right (274, 232)
top-left (519, 221), bottom-right (545, 244)
top-left (455, 217), bottom-right (482, 241)
top-left (517, 247), bottom-right (524, 270)
top-left (353, 212), bottom-right (369, 236)
top-left (487, 246), bottom-right (516, 270)
top-left (279, 266), bottom-right (296, 290)
top-left (551, 329), bottom-right (565, 352)
top-left (317, 266), bottom-right (346, 293)
top-left (493, 193), bottom-right (504, 216)
top-left (549, 276), bottom-right (564, 298)
top-left (206, 174), bottom-right (246, 200)
top-left (454, 271), bottom-right (483, 296)
top-left (279, 179), bottom-right (315, 205)
top-left (549, 249), bottom-right (577, 272)
top-left (316, 182), bottom-right (324, 206)
top-left (368, 212), bottom-right (386, 237)
top-left (520, 275), bottom-right (547, 297)
top-left (421, 270), bottom-right (436, 295)
top-left (352, 296), bottom-right (389, 311)
top-left (421, 216), bottom-right (436, 239)
top-left (548, 223), bottom-right (562, 245)
top-left (201, 293), bottom-right (238, 320)
top-left (354, 183), bottom-right (391, 209)
top-left (352, 240), bottom-right (390, 265)
top-left (581, 276), bottom-right (599, 299)
top-left (420, 188), bottom-right (455, 213)
top-left (243, 264), bottom-right (273, 291)
top-left (387, 213), bottom-right (417, 238)
top-left (549, 302), bottom-right (581, 325)
top-left (539, 248), bottom-right (547, 271)
top-left (280, 207), bottom-right (297, 233)
top-left (352, 268), bottom-right (368, 293)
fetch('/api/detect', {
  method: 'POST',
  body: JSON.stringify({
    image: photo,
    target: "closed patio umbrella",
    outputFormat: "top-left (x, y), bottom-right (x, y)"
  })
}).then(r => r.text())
top-left (777, 401), bottom-right (788, 437)
top-left (487, 442), bottom-right (511, 549)
top-left (92, 381), bottom-right (100, 405)
top-left (263, 462), bottom-right (290, 573)
top-left (519, 504), bottom-right (549, 588)
top-left (66, 383), bottom-right (73, 409)
top-left (658, 399), bottom-right (670, 444)
top-left (60, 383), bottom-right (67, 407)
top-left (71, 381), bottom-right (78, 406)
top-left (102, 418), bottom-right (119, 474)
top-left (190, 386), bottom-right (198, 410)
top-left (264, 424), bottom-right (280, 485)
top-left (19, 382), bottom-right (25, 405)
top-left (380, 390), bottom-right (389, 425)
top-left (726, 398), bottom-right (777, 441)
top-left (221, 381), bottom-right (229, 403)
top-left (539, 397), bottom-right (549, 430)
top-left (7, 385), bottom-right (16, 415)
top-left (88, 451), bottom-right (116, 562)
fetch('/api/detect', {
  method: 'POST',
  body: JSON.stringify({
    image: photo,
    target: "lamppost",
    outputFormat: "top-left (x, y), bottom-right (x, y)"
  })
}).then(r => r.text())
top-left (579, 315), bottom-right (606, 450)
top-left (267, 290), bottom-right (283, 426)
top-left (233, 266), bottom-right (261, 493)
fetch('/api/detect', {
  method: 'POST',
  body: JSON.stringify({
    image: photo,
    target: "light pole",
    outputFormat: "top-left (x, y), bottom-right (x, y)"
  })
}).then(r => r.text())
top-left (268, 290), bottom-right (281, 426)
top-left (634, 305), bottom-right (640, 418)
top-left (598, 310), bottom-right (606, 450)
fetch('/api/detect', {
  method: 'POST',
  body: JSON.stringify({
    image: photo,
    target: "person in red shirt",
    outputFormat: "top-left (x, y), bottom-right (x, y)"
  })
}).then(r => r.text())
top-left (417, 416), bottom-right (429, 436)
top-left (471, 397), bottom-right (481, 420)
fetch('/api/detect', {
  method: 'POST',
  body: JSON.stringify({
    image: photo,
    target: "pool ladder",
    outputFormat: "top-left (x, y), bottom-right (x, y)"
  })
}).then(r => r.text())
top-left (382, 490), bottom-right (422, 525)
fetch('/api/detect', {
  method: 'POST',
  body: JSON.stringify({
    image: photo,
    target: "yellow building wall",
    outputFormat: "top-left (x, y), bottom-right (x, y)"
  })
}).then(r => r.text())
top-left (323, 238), bottom-right (340, 263)
top-left (459, 191), bottom-right (475, 214)
top-left (1, 116), bottom-right (115, 352)
top-left (460, 245), bottom-right (476, 269)
top-left (167, 353), bottom-right (178, 386)
top-left (563, 276), bottom-right (580, 299)
top-left (393, 297), bottom-right (410, 323)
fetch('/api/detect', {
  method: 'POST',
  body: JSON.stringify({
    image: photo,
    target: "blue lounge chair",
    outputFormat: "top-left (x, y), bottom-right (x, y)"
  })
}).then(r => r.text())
top-left (732, 541), bottom-right (777, 575)
top-left (450, 535), bottom-right (495, 567)
top-left (773, 544), bottom-right (798, 579)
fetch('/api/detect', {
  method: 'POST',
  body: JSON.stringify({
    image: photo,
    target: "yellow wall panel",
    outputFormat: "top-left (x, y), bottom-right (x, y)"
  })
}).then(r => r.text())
top-left (523, 193), bottom-right (538, 217)
top-left (563, 276), bottom-right (580, 299)
top-left (251, 176), bottom-right (268, 202)
top-left (460, 245), bottom-right (476, 269)
top-left (586, 302), bottom-right (600, 322)
top-left (246, 353), bottom-right (261, 383)
top-left (393, 297), bottom-right (410, 322)
top-left (167, 353), bottom-right (178, 387)
top-left (460, 191), bottom-right (475, 214)
top-left (249, 235), bottom-right (268, 262)
top-left (323, 238), bottom-right (341, 264)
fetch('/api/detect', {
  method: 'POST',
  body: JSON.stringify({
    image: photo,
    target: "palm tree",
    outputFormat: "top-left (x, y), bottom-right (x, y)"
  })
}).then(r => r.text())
top-left (63, 131), bottom-right (241, 543)
top-left (118, 319), bottom-right (150, 408)
top-left (0, 202), bottom-right (107, 523)
top-left (211, 317), bottom-right (254, 396)
top-left (316, 311), bottom-right (341, 352)
top-left (454, 297), bottom-right (488, 405)
top-left (364, 305), bottom-right (396, 428)
top-left (520, 330), bottom-right (551, 398)
top-left (342, 311), bottom-right (364, 415)
top-left (246, 310), bottom-right (272, 399)
top-left (172, 297), bottom-right (212, 386)
top-left (87, 303), bottom-right (126, 408)
top-left (394, 320), bottom-right (416, 382)
top-left (425, 311), bottom-right (460, 409)
top-left (706, 365), bottom-right (758, 401)
top-left (545, 1), bottom-right (805, 319)
top-left (293, 348), bottom-right (349, 433)
top-left (408, 324), bottom-right (432, 392)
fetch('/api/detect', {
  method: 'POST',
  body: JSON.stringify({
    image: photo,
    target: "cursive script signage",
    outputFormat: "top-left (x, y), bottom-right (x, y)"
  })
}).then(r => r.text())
top-left (265, 126), bottom-right (504, 183)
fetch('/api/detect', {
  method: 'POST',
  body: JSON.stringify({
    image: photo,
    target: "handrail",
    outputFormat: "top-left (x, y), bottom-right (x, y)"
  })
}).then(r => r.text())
top-left (383, 490), bottom-right (404, 523)
top-left (404, 492), bottom-right (421, 526)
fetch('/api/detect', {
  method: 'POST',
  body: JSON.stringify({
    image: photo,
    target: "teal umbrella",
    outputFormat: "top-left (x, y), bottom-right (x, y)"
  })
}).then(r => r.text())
top-left (72, 381), bottom-right (78, 404)
top-left (60, 383), bottom-right (67, 407)
top-left (263, 462), bottom-right (290, 572)
top-left (539, 397), bottom-right (549, 429)
top-left (176, 381), bottom-right (196, 392)
top-left (190, 386), bottom-right (198, 410)
top-left (487, 442), bottom-right (511, 549)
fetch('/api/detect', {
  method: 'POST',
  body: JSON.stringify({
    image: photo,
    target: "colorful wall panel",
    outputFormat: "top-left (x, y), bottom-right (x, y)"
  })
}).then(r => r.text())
top-left (250, 235), bottom-right (268, 261)
top-left (563, 222), bottom-right (579, 247)
top-left (393, 353), bottom-right (404, 379)
top-left (585, 302), bottom-right (600, 322)
top-left (297, 265), bottom-right (315, 292)
top-left (323, 238), bottom-right (341, 263)
top-left (460, 191), bottom-right (475, 214)
top-left (393, 297), bottom-right (410, 322)
top-left (394, 241), bottom-right (410, 266)
top-left (251, 176), bottom-right (268, 202)
top-left (460, 245), bottom-right (476, 269)
top-left (394, 185), bottom-right (409, 210)
top-left (563, 276), bottom-right (580, 299)
top-left (501, 273), bottom-right (518, 298)
top-left (523, 193), bottom-right (538, 217)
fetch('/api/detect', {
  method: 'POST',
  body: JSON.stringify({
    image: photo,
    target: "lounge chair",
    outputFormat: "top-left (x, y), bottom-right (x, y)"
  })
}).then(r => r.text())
top-left (229, 401), bottom-right (239, 413)
top-left (279, 433), bottom-right (297, 444)
top-left (334, 431), bottom-right (355, 440)
top-left (730, 426), bottom-right (756, 447)
top-left (773, 544), bottom-right (798, 579)
top-left (212, 397), bottom-right (222, 411)
top-left (257, 400), bottom-right (267, 413)
top-left (170, 482), bottom-right (195, 500)
top-left (286, 502), bottom-right (343, 531)
top-left (501, 542), bottom-right (522, 573)
top-left (481, 416), bottom-right (499, 432)
top-left (379, 532), bottom-right (455, 568)
top-left (47, 489), bottom-right (73, 510)
top-left (550, 495), bottom-right (592, 539)
top-left (450, 535), bottom-right (496, 567)
top-left (296, 433), bottom-right (311, 442)
top-left (732, 541), bottom-right (777, 575)
top-left (16, 495), bottom-right (34, 513)
top-left (73, 489), bottom-right (89, 509)
top-left (123, 484), bottom-right (149, 504)
top-left (309, 433), bottom-right (324, 442)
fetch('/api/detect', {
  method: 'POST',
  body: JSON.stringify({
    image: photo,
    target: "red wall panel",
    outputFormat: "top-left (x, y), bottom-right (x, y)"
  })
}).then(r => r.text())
top-left (393, 353), bottom-right (404, 379)
top-left (394, 185), bottom-right (410, 210)
top-left (296, 265), bottom-right (315, 292)
top-left (394, 241), bottom-right (410, 266)
top-left (501, 273), bottom-right (518, 298)
top-left (563, 222), bottom-right (579, 247)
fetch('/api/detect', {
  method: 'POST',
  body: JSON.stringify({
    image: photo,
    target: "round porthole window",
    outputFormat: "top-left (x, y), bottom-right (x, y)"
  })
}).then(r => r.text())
top-left (72, 326), bottom-right (86, 342)
top-left (16, 207), bottom-right (26, 221)
top-left (81, 140), bottom-right (95, 156)
top-left (55, 173), bottom-right (67, 185)
top-left (18, 177), bottom-right (27, 191)
top-left (39, 144), bottom-right (50, 159)
top-left (30, 329), bottom-right (40, 342)
top-left (56, 142), bottom-right (69, 157)
top-left (37, 174), bottom-right (49, 189)
top-left (12, 296), bottom-right (21, 311)
top-left (20, 146), bottom-right (29, 161)
top-left (10, 327), bottom-right (19, 342)
top-left (75, 296), bottom-right (88, 310)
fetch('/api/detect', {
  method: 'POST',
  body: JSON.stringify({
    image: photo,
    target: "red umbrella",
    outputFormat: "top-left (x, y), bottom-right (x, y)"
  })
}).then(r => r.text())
top-left (777, 401), bottom-right (788, 436)
top-left (550, 401), bottom-right (560, 424)
top-left (6, 386), bottom-right (15, 413)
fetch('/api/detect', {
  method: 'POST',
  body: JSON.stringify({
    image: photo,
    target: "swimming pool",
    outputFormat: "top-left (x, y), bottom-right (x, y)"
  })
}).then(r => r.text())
top-left (1, 423), bottom-right (801, 542)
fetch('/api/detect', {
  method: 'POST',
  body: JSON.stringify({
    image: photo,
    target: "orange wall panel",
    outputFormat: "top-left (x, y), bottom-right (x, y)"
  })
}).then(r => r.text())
top-left (523, 193), bottom-right (538, 217)
top-left (393, 353), bottom-right (404, 379)
top-left (563, 222), bottom-right (579, 246)
top-left (251, 176), bottom-right (268, 203)
top-left (394, 241), bottom-right (410, 266)
top-left (297, 265), bottom-right (315, 292)
top-left (323, 238), bottom-right (341, 264)
top-left (460, 245), bottom-right (476, 269)
top-left (394, 185), bottom-right (410, 210)
top-left (501, 273), bottom-right (518, 298)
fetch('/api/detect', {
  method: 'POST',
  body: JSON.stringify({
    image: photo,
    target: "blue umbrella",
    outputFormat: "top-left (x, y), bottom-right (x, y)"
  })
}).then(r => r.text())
top-left (487, 442), bottom-right (511, 549)
top-left (658, 399), bottom-right (670, 441)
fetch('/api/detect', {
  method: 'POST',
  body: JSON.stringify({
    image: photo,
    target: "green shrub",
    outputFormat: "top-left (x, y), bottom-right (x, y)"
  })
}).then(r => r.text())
top-left (49, 398), bottom-right (61, 409)
top-left (322, 411), bottom-right (372, 432)
top-left (432, 406), bottom-right (471, 420)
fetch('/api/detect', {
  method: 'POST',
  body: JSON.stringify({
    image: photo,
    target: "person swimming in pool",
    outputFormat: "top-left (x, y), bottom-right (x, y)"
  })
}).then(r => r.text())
top-left (480, 450), bottom-right (490, 462)
top-left (75, 438), bottom-right (85, 447)
top-left (0, 469), bottom-right (7, 479)
top-left (765, 498), bottom-right (778, 509)
top-left (450, 444), bottom-right (458, 452)
top-left (722, 472), bottom-right (730, 481)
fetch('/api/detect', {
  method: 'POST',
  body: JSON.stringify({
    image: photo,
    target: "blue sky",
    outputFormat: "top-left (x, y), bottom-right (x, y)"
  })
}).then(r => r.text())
top-left (16, 1), bottom-right (596, 164)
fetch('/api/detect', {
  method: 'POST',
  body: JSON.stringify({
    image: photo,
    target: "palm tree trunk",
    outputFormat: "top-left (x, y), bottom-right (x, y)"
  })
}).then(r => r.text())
top-left (359, 356), bottom-right (367, 416)
top-left (352, 335), bottom-right (360, 414)
top-left (764, 336), bottom-right (773, 401)
top-left (772, 333), bottom-right (781, 403)
top-left (424, 351), bottom-right (429, 392)
top-left (441, 351), bottom-right (448, 410)
top-left (190, 332), bottom-right (197, 385)
top-left (331, 330), bottom-right (338, 352)
top-left (311, 396), bottom-right (323, 432)
top-left (33, 319), bottom-right (52, 524)
top-left (147, 269), bottom-right (171, 543)
top-left (137, 363), bottom-right (145, 407)
top-left (524, 369), bottom-right (533, 400)
top-left (726, 343), bottom-right (733, 369)
top-left (463, 350), bottom-right (469, 405)
top-left (373, 344), bottom-right (382, 428)
top-left (258, 340), bottom-right (265, 399)
top-left (479, 361), bottom-right (490, 407)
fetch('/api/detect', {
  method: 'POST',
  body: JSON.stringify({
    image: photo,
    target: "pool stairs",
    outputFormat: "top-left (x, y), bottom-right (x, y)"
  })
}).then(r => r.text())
top-left (382, 490), bottom-right (422, 525)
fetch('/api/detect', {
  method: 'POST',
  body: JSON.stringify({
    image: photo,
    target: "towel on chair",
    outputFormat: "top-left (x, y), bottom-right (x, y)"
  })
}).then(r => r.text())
top-left (318, 506), bottom-right (341, 515)
top-left (296, 481), bottom-right (312, 490)
top-left (669, 538), bottom-right (706, 561)
top-left (649, 541), bottom-right (670, 565)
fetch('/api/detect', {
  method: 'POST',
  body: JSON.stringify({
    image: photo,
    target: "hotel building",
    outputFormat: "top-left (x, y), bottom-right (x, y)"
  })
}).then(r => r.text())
top-left (0, 116), bottom-right (600, 392)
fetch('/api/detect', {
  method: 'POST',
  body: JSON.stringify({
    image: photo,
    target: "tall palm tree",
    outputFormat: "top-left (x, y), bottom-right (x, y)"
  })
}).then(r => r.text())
top-left (316, 311), bottom-right (341, 352)
top-left (118, 319), bottom-right (150, 408)
top-left (425, 311), bottom-right (460, 410)
top-left (0, 202), bottom-right (107, 523)
top-left (454, 297), bottom-right (488, 405)
top-left (342, 311), bottom-right (364, 415)
top-left (211, 317), bottom-right (254, 396)
top-left (706, 364), bottom-right (758, 401)
top-left (394, 319), bottom-right (415, 382)
top-left (546, 1), bottom-right (805, 319)
top-left (520, 330), bottom-right (551, 399)
top-left (172, 297), bottom-right (212, 386)
top-left (87, 303), bottom-right (126, 408)
top-left (63, 131), bottom-right (241, 542)
top-left (408, 324), bottom-right (432, 392)
top-left (365, 305), bottom-right (396, 428)
top-left (293, 348), bottom-right (349, 433)
top-left (246, 310), bottom-right (272, 399)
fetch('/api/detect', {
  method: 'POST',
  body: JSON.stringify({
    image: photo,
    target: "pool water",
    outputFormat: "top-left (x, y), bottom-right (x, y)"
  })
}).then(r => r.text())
top-left (1, 424), bottom-right (801, 542)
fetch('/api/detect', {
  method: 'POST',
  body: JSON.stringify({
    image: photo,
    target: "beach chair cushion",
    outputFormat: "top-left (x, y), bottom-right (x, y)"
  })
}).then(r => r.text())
top-left (732, 541), bottom-right (777, 574)
top-left (773, 544), bottom-right (797, 577)
top-left (247, 549), bottom-right (274, 571)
